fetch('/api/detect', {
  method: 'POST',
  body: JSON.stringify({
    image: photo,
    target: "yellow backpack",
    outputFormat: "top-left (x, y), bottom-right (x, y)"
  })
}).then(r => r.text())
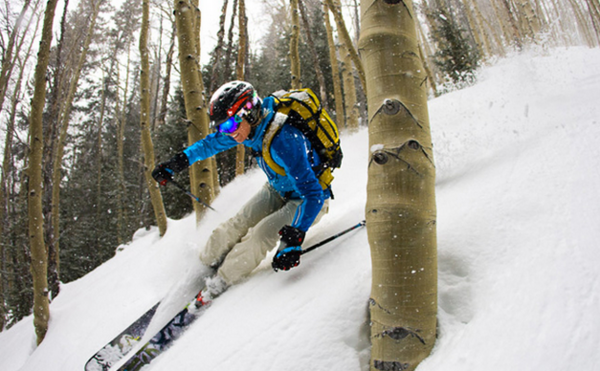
top-left (262, 88), bottom-right (343, 191)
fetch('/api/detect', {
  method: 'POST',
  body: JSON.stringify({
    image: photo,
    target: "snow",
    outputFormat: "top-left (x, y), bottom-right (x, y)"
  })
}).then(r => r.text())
top-left (2, 46), bottom-right (600, 371)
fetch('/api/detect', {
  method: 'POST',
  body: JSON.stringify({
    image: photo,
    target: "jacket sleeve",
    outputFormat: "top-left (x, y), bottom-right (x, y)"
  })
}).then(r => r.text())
top-left (183, 132), bottom-right (238, 165)
top-left (271, 126), bottom-right (325, 232)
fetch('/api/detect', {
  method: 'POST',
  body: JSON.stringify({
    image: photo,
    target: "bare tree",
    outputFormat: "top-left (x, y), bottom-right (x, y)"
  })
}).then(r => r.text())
top-left (289, 0), bottom-right (301, 88)
top-left (0, 0), bottom-right (34, 117)
top-left (235, 0), bottom-right (248, 176)
top-left (174, 0), bottom-right (216, 221)
top-left (140, 0), bottom-right (168, 235)
top-left (50, 0), bottom-right (103, 296)
top-left (298, 0), bottom-right (328, 108)
top-left (27, 0), bottom-right (61, 345)
top-left (359, 0), bottom-right (438, 369)
top-left (322, 0), bottom-right (344, 126)
top-left (325, 0), bottom-right (366, 94)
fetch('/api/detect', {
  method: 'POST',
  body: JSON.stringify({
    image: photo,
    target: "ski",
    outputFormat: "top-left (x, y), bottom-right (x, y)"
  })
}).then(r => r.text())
top-left (115, 298), bottom-right (206, 371)
top-left (88, 221), bottom-right (366, 370)
top-left (84, 302), bottom-right (160, 371)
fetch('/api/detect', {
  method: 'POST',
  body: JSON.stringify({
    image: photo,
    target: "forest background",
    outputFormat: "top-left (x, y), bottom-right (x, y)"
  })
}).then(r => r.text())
top-left (0, 0), bottom-right (598, 338)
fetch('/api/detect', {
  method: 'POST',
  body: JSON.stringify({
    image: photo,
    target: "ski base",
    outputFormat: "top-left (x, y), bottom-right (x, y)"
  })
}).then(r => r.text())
top-left (116, 301), bottom-right (207, 371)
top-left (84, 303), bottom-right (159, 371)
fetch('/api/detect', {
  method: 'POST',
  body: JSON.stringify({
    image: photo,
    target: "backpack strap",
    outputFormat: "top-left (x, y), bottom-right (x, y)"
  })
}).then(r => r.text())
top-left (262, 112), bottom-right (287, 176)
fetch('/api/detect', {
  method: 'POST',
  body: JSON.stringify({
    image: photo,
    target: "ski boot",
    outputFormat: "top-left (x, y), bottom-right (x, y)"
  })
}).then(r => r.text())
top-left (193, 274), bottom-right (229, 309)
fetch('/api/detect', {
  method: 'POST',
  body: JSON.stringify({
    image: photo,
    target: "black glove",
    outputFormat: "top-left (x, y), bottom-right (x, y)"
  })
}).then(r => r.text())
top-left (272, 226), bottom-right (306, 272)
top-left (152, 152), bottom-right (189, 186)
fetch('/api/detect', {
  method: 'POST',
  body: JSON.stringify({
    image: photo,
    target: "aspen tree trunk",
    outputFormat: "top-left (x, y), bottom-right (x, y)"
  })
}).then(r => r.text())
top-left (116, 56), bottom-right (126, 244)
top-left (586, 0), bottom-right (600, 45)
top-left (116, 44), bottom-right (133, 244)
top-left (0, 85), bottom-right (20, 332)
top-left (151, 18), bottom-right (164, 132)
top-left (471, 0), bottom-right (501, 57)
top-left (415, 20), bottom-right (439, 96)
top-left (192, 0), bottom-right (201, 68)
top-left (28, 0), bottom-right (60, 345)
top-left (140, 0), bottom-right (168, 236)
top-left (516, 0), bottom-right (539, 41)
top-left (298, 0), bottom-right (328, 109)
top-left (1, 0), bottom-right (37, 331)
top-left (44, 0), bottom-right (70, 300)
top-left (95, 67), bottom-right (110, 236)
top-left (174, 0), bottom-right (215, 221)
top-left (209, 0), bottom-right (229, 94)
top-left (50, 0), bottom-right (103, 288)
top-left (339, 41), bottom-right (359, 132)
top-left (500, 0), bottom-right (523, 49)
top-left (551, 0), bottom-right (574, 46)
top-left (0, 0), bottom-right (32, 116)
top-left (207, 0), bottom-right (231, 195)
top-left (417, 35), bottom-right (438, 97)
top-left (194, 0), bottom-right (221, 195)
top-left (0, 63), bottom-right (25, 333)
top-left (235, 0), bottom-right (248, 177)
top-left (223, 0), bottom-right (238, 80)
top-left (158, 22), bottom-right (176, 128)
top-left (290, 0), bottom-right (302, 89)
top-left (236, 0), bottom-right (247, 82)
top-left (359, 0), bottom-right (437, 369)
top-left (193, 0), bottom-right (220, 208)
top-left (462, 0), bottom-right (487, 60)
top-left (489, 0), bottom-right (512, 53)
top-left (567, 0), bottom-right (594, 46)
top-left (323, 1), bottom-right (344, 125)
top-left (325, 0), bottom-right (366, 95)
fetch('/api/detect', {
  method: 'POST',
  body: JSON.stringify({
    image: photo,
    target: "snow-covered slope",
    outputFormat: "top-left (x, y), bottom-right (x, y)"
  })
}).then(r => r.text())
top-left (1, 46), bottom-right (599, 371)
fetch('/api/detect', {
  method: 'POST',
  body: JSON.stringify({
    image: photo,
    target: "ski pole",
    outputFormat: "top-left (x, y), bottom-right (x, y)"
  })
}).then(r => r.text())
top-left (168, 179), bottom-right (216, 211)
top-left (301, 220), bottom-right (366, 255)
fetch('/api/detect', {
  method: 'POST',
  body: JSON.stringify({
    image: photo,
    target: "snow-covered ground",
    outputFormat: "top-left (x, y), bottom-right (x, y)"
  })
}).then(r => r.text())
top-left (1, 46), bottom-right (599, 371)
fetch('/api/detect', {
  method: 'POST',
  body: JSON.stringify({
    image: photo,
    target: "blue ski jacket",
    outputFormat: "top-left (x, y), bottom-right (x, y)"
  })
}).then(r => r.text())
top-left (183, 96), bottom-right (329, 232)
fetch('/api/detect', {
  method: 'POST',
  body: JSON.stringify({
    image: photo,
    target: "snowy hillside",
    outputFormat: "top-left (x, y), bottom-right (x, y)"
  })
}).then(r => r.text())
top-left (1, 46), bottom-right (599, 371)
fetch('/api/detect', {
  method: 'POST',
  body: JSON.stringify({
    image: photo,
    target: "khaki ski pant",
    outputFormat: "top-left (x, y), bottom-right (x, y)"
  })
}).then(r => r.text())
top-left (199, 183), bottom-right (329, 285)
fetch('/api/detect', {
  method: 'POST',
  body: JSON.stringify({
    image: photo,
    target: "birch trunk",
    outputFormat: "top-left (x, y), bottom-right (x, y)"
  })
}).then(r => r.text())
top-left (359, 0), bottom-right (438, 369)
top-left (1, 0), bottom-right (39, 331)
top-left (174, 0), bottom-right (215, 220)
top-left (298, 0), bottom-right (328, 109)
top-left (0, 0), bottom-right (32, 116)
top-left (235, 0), bottom-right (248, 176)
top-left (28, 0), bottom-right (60, 345)
top-left (323, 1), bottom-right (344, 125)
top-left (140, 0), bottom-right (168, 236)
top-left (158, 22), bottom-right (176, 128)
top-left (339, 41), bottom-right (359, 132)
top-left (290, 0), bottom-right (301, 89)
top-left (325, 0), bottom-right (366, 95)
top-left (209, 0), bottom-right (229, 94)
top-left (586, 0), bottom-right (600, 45)
top-left (116, 51), bottom-right (128, 244)
top-left (500, 0), bottom-right (523, 49)
top-left (52, 0), bottom-right (104, 255)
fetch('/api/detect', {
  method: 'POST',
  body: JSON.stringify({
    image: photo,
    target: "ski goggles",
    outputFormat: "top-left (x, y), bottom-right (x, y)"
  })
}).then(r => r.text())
top-left (218, 113), bottom-right (243, 134)
top-left (217, 101), bottom-right (254, 134)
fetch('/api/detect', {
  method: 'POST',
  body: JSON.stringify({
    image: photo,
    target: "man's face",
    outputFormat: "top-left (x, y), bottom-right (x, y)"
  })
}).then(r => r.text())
top-left (230, 118), bottom-right (251, 143)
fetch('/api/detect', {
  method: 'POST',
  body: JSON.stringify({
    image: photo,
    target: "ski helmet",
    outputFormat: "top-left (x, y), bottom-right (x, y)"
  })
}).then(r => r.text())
top-left (209, 81), bottom-right (262, 130)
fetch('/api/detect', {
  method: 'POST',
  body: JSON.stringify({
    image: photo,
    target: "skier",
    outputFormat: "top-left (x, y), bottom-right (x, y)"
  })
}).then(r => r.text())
top-left (151, 81), bottom-right (335, 305)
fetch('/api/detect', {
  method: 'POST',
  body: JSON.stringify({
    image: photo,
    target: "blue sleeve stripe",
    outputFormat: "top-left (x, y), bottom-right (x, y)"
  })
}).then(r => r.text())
top-left (292, 201), bottom-right (305, 228)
